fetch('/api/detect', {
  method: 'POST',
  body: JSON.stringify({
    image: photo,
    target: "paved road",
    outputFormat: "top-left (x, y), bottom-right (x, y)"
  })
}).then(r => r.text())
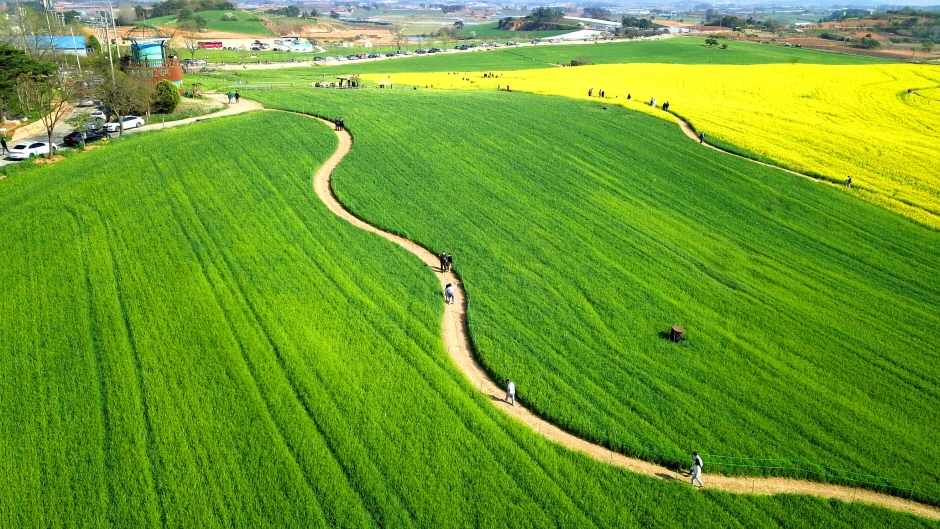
top-left (1, 94), bottom-right (240, 167)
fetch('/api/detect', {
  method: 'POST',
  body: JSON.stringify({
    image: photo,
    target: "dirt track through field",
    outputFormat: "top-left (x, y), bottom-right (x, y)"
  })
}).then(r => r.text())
top-left (156, 98), bottom-right (936, 520)
top-left (301, 115), bottom-right (939, 521)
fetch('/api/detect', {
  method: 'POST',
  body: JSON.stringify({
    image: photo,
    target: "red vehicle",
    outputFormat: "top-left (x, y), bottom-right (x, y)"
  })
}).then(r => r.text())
top-left (198, 41), bottom-right (223, 49)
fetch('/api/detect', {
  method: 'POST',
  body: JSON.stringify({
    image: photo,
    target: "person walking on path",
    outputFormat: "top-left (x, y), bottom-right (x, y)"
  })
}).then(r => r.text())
top-left (234, 91), bottom-right (240, 103)
top-left (1, 137), bottom-right (8, 155)
top-left (444, 283), bottom-right (455, 304)
top-left (690, 452), bottom-right (704, 487)
top-left (845, 175), bottom-right (852, 188)
top-left (445, 253), bottom-right (452, 272)
top-left (699, 132), bottom-right (705, 144)
top-left (439, 251), bottom-right (447, 272)
top-left (226, 91), bottom-right (233, 103)
top-left (505, 379), bottom-right (516, 406)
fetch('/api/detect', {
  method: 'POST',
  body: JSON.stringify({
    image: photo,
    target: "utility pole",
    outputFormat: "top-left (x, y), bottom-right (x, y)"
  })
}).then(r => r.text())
top-left (108, 0), bottom-right (121, 59)
top-left (103, 23), bottom-right (115, 80)
top-left (70, 26), bottom-right (82, 75)
top-left (44, 11), bottom-right (60, 64)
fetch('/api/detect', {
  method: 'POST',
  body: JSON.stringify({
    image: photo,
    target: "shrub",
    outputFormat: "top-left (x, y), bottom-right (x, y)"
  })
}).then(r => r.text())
top-left (151, 79), bottom-right (182, 114)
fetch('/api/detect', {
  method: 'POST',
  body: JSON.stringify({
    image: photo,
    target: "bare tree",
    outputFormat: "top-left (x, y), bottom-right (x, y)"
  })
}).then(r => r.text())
top-left (16, 73), bottom-right (85, 159)
top-left (97, 71), bottom-right (150, 136)
top-left (178, 20), bottom-right (201, 60)
top-left (393, 27), bottom-right (406, 50)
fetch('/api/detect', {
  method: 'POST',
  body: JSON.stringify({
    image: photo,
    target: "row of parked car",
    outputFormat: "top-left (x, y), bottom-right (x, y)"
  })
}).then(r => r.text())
top-left (3, 116), bottom-right (145, 161)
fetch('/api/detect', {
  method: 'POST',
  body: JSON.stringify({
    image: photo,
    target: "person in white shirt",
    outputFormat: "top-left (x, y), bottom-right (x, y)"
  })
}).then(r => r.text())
top-left (505, 379), bottom-right (516, 406)
top-left (690, 452), bottom-right (704, 487)
top-left (444, 283), bottom-right (455, 304)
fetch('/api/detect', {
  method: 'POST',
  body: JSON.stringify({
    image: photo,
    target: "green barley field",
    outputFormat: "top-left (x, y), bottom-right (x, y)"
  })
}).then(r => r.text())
top-left (185, 38), bottom-right (887, 94)
top-left (6, 112), bottom-right (937, 526)
top-left (145, 10), bottom-right (275, 36)
top-left (250, 88), bottom-right (940, 504)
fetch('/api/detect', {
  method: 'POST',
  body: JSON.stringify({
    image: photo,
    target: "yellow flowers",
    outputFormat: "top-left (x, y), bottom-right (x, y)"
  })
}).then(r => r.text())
top-left (367, 63), bottom-right (940, 228)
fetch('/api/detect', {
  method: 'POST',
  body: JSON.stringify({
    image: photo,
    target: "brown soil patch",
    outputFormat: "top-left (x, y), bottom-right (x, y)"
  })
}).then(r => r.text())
top-left (34, 154), bottom-right (65, 164)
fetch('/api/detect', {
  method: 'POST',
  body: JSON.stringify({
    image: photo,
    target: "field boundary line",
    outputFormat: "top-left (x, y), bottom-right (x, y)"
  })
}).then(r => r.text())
top-left (290, 110), bottom-right (940, 521)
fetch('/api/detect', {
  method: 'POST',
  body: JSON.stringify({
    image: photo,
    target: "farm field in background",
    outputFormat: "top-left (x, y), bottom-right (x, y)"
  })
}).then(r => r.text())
top-left (185, 38), bottom-right (887, 92)
top-left (146, 9), bottom-right (276, 35)
top-left (3, 112), bottom-right (929, 527)
top-left (456, 21), bottom-right (571, 38)
top-left (372, 61), bottom-right (940, 228)
top-left (251, 89), bottom-right (940, 502)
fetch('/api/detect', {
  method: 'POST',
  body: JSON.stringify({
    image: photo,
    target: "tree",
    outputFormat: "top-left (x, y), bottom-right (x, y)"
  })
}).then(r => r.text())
top-left (393, 27), bottom-right (406, 50)
top-left (97, 71), bottom-right (150, 135)
top-left (65, 110), bottom-right (94, 148)
top-left (923, 40), bottom-right (936, 53)
top-left (135, 5), bottom-right (147, 20)
top-left (704, 37), bottom-right (718, 46)
top-left (86, 33), bottom-right (102, 53)
top-left (438, 29), bottom-right (452, 48)
top-left (117, 3), bottom-right (137, 25)
top-left (220, 12), bottom-right (238, 21)
top-left (0, 43), bottom-right (56, 124)
top-left (178, 19), bottom-right (202, 59)
top-left (16, 72), bottom-right (86, 158)
top-left (453, 20), bottom-right (464, 30)
top-left (329, 11), bottom-right (340, 19)
top-left (150, 79), bottom-right (181, 114)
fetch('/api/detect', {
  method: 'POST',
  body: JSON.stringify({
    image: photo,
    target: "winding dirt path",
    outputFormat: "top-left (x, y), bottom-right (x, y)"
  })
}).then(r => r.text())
top-left (306, 116), bottom-right (939, 521)
top-left (674, 115), bottom-right (846, 186)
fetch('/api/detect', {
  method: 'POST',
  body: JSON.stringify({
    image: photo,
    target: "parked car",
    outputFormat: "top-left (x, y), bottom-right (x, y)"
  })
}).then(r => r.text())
top-left (385, 52), bottom-right (396, 57)
top-left (428, 47), bottom-right (441, 53)
top-left (89, 109), bottom-right (106, 121)
top-left (104, 116), bottom-right (145, 132)
top-left (368, 53), bottom-right (380, 58)
top-left (62, 128), bottom-right (111, 147)
top-left (77, 99), bottom-right (102, 107)
top-left (395, 50), bottom-right (408, 55)
top-left (7, 141), bottom-right (57, 160)
top-left (416, 49), bottom-right (427, 54)
top-left (507, 41), bottom-right (518, 46)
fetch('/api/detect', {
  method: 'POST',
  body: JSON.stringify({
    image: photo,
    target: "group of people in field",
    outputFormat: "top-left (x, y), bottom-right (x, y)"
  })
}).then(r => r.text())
top-left (225, 91), bottom-right (241, 104)
top-left (334, 117), bottom-right (345, 131)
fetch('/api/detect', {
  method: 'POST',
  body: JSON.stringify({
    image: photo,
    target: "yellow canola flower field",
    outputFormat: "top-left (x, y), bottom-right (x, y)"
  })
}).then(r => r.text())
top-left (367, 63), bottom-right (940, 228)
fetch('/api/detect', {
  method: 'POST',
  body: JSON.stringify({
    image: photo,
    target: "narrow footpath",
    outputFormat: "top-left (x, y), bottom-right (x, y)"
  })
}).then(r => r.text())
top-left (69, 98), bottom-right (932, 519)
top-left (307, 115), bottom-right (939, 522)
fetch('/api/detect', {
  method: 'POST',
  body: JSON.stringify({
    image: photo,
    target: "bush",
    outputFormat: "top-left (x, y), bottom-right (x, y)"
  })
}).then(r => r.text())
top-left (151, 80), bottom-right (182, 114)
top-left (570, 55), bottom-right (594, 66)
top-left (221, 12), bottom-right (238, 21)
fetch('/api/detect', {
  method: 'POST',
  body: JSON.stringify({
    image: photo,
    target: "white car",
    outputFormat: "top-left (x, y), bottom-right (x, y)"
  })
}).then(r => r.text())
top-left (90, 109), bottom-right (106, 121)
top-left (8, 141), bottom-right (58, 160)
top-left (104, 116), bottom-right (145, 132)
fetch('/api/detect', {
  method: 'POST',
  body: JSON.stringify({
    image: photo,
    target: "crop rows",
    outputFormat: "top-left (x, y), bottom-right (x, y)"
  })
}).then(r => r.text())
top-left (370, 62), bottom-right (940, 228)
top-left (4, 111), bottom-right (933, 526)
top-left (251, 89), bottom-right (940, 503)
